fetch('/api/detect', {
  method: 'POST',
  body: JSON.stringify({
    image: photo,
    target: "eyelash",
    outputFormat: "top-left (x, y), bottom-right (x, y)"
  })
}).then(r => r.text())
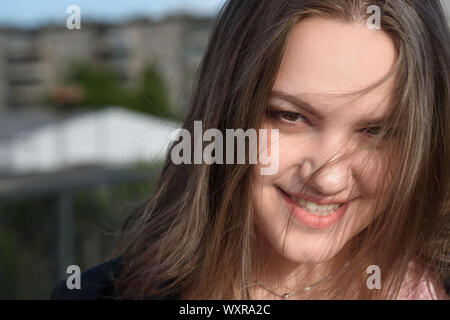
top-left (362, 126), bottom-right (383, 137)
top-left (267, 107), bottom-right (384, 138)
top-left (267, 109), bottom-right (309, 126)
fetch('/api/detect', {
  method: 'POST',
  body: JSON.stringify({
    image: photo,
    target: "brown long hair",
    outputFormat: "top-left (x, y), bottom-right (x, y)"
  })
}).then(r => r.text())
top-left (113, 0), bottom-right (450, 299)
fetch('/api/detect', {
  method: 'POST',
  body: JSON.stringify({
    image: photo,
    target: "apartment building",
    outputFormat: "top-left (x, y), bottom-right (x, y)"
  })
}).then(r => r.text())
top-left (0, 15), bottom-right (213, 113)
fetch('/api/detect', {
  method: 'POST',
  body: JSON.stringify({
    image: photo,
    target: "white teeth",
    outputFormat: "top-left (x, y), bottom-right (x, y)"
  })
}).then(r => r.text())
top-left (296, 199), bottom-right (341, 216)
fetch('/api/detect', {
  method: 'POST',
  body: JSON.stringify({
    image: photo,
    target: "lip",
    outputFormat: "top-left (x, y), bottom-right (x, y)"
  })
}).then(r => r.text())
top-left (282, 189), bottom-right (349, 205)
top-left (278, 187), bottom-right (349, 229)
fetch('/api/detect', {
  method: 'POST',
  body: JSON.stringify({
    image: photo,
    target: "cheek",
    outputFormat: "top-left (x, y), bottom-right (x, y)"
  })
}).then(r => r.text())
top-left (251, 155), bottom-right (286, 231)
top-left (253, 124), bottom-right (298, 181)
top-left (347, 152), bottom-right (392, 233)
top-left (251, 177), bottom-right (290, 254)
top-left (352, 150), bottom-right (390, 198)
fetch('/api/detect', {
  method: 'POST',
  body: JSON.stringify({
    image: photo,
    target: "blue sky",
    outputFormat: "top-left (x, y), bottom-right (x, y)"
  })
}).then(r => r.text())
top-left (0, 0), bottom-right (226, 27)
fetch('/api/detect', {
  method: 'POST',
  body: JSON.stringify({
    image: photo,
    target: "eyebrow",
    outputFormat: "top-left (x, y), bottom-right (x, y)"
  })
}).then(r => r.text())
top-left (269, 90), bottom-right (389, 127)
top-left (269, 90), bottom-right (325, 120)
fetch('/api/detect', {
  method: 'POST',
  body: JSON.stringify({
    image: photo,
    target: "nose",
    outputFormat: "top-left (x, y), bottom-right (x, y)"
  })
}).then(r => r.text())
top-left (299, 135), bottom-right (352, 196)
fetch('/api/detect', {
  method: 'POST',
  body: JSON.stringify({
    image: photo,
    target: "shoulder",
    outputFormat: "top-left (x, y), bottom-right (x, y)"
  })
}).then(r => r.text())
top-left (397, 260), bottom-right (449, 300)
top-left (50, 257), bottom-right (122, 300)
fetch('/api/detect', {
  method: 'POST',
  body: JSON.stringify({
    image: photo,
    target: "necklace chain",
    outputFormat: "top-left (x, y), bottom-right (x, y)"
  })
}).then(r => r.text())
top-left (257, 262), bottom-right (350, 299)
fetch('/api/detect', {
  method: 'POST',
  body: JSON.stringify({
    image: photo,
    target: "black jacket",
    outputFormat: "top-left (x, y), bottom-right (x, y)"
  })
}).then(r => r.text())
top-left (50, 257), bottom-right (180, 300)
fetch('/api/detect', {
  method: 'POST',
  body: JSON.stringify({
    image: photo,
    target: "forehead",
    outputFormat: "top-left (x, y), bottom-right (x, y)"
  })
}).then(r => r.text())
top-left (273, 17), bottom-right (397, 118)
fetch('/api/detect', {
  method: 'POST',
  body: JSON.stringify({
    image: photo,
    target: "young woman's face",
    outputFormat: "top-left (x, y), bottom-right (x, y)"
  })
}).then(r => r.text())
top-left (253, 17), bottom-right (397, 264)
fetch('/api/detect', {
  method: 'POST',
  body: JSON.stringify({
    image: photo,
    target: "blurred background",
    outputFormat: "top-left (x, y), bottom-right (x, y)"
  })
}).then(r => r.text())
top-left (0, 1), bottom-right (448, 300)
top-left (0, 0), bottom-right (223, 299)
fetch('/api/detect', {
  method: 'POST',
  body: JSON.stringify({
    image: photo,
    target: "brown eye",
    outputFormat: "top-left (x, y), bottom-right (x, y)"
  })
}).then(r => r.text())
top-left (277, 111), bottom-right (307, 123)
top-left (267, 108), bottom-right (309, 126)
top-left (364, 126), bottom-right (382, 136)
top-left (280, 112), bottom-right (301, 122)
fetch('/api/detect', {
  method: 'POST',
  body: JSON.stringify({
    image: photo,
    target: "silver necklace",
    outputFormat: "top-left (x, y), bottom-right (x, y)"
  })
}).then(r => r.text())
top-left (257, 262), bottom-right (350, 299)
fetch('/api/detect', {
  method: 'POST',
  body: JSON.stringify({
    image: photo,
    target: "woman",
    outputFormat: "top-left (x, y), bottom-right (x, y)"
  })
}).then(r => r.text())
top-left (52, 0), bottom-right (450, 300)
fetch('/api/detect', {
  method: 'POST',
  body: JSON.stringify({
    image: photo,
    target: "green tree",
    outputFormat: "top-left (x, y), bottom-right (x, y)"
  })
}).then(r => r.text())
top-left (56, 62), bottom-right (175, 119)
top-left (65, 62), bottom-right (132, 109)
top-left (131, 64), bottom-right (172, 118)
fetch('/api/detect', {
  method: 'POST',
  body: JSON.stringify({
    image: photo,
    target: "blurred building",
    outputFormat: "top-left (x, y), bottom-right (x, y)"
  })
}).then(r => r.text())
top-left (0, 15), bottom-right (213, 113)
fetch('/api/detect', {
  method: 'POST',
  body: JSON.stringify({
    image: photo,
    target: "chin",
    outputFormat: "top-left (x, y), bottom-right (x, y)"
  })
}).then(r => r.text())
top-left (256, 219), bottom-right (347, 265)
top-left (278, 238), bottom-right (345, 264)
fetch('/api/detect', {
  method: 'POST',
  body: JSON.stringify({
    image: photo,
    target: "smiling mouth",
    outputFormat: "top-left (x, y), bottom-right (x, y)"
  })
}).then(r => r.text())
top-left (290, 197), bottom-right (344, 216)
top-left (278, 187), bottom-right (347, 218)
top-left (278, 187), bottom-right (349, 229)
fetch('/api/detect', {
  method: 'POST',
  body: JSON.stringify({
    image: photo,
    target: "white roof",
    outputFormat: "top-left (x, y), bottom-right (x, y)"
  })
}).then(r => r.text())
top-left (0, 106), bottom-right (181, 174)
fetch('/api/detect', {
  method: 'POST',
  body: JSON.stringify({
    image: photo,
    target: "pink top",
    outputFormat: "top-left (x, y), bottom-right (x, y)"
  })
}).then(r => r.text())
top-left (397, 261), bottom-right (449, 300)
